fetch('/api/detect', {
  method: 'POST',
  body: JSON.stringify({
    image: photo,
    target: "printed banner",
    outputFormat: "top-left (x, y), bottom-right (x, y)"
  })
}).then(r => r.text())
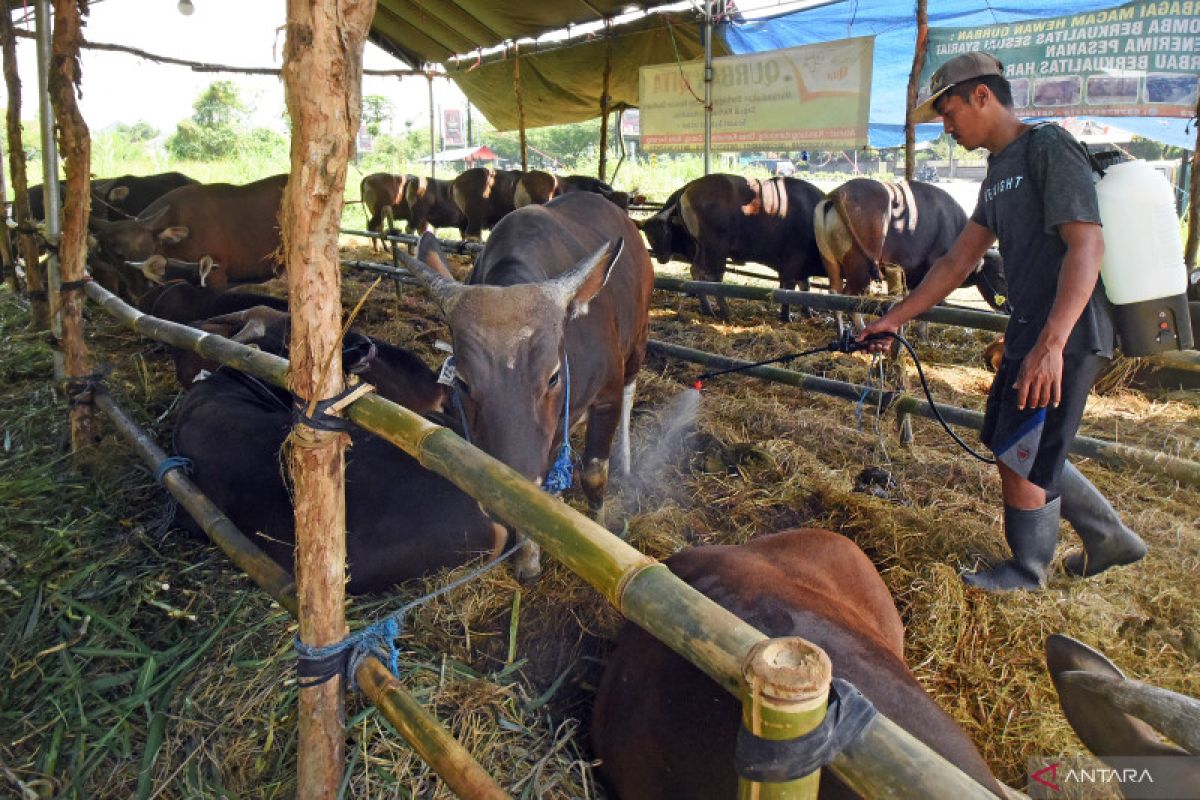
top-left (639, 36), bottom-right (874, 152)
top-left (442, 108), bottom-right (465, 148)
top-left (922, 0), bottom-right (1200, 119)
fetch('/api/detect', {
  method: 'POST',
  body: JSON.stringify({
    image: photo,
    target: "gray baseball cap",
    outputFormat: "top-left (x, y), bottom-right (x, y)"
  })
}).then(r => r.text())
top-left (912, 52), bottom-right (1005, 122)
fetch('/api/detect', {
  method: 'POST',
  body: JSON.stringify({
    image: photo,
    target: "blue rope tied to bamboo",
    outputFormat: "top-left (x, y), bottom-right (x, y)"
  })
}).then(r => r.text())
top-left (154, 456), bottom-right (193, 485)
top-left (294, 539), bottom-right (521, 691)
top-left (541, 354), bottom-right (573, 495)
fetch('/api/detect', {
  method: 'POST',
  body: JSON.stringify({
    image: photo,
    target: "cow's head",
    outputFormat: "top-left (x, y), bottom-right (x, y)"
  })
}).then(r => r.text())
top-left (89, 205), bottom-right (189, 269)
top-left (640, 205), bottom-right (679, 265)
top-left (402, 232), bottom-right (622, 579)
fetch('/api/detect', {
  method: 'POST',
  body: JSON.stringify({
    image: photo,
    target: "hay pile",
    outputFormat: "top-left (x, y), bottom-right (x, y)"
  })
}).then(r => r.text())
top-left (1, 245), bottom-right (1197, 797)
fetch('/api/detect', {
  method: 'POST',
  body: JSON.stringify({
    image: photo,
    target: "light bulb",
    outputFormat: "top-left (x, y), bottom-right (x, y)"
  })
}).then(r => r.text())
top-left (177, 0), bottom-right (195, 15)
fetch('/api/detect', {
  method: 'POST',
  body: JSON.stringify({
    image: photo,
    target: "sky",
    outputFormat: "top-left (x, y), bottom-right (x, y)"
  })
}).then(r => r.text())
top-left (9, 0), bottom-right (467, 136)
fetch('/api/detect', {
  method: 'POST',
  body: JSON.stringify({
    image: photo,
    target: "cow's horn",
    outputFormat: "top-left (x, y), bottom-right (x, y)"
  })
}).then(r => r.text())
top-left (544, 238), bottom-right (624, 315)
top-left (395, 242), bottom-right (464, 315)
top-left (137, 204), bottom-right (170, 229)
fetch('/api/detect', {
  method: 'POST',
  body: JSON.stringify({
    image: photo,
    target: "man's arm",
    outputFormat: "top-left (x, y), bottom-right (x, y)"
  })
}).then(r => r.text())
top-left (859, 220), bottom-right (996, 349)
top-left (1012, 220), bottom-right (1104, 409)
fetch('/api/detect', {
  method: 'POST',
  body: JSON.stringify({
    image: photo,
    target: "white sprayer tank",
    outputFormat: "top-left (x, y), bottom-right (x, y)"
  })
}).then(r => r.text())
top-left (1094, 158), bottom-right (1193, 355)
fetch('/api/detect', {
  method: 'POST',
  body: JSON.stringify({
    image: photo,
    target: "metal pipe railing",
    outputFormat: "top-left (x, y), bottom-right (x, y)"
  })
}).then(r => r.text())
top-left (83, 278), bottom-right (999, 799)
top-left (648, 339), bottom-right (1200, 487)
top-left (654, 276), bottom-right (1200, 374)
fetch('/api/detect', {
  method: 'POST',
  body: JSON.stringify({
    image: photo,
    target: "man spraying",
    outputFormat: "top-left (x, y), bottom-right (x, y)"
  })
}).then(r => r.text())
top-left (860, 53), bottom-right (1147, 591)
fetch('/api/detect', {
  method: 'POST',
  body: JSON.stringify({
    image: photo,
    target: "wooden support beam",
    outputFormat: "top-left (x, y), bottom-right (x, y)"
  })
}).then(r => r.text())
top-left (282, 0), bottom-right (374, 795)
top-left (904, 0), bottom-right (928, 181)
top-left (48, 0), bottom-right (94, 456)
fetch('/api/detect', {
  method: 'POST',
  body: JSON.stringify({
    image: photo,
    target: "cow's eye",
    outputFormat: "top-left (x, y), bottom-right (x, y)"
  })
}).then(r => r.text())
top-left (547, 370), bottom-right (560, 389)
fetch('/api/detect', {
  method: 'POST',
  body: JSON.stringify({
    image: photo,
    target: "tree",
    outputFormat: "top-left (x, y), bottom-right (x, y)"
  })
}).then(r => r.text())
top-left (362, 95), bottom-right (393, 137)
top-left (166, 81), bottom-right (256, 161)
top-left (192, 80), bottom-right (249, 129)
top-left (114, 121), bottom-right (157, 142)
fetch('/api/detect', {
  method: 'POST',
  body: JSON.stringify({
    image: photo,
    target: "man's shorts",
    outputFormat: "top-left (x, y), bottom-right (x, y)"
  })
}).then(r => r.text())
top-left (980, 352), bottom-right (1106, 495)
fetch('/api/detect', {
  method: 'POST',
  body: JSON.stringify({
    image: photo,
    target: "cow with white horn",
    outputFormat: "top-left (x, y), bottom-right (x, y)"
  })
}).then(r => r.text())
top-left (400, 191), bottom-right (653, 582)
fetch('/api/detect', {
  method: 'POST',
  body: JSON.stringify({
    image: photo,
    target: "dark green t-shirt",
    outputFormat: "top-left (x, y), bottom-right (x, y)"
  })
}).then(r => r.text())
top-left (969, 123), bottom-right (1115, 358)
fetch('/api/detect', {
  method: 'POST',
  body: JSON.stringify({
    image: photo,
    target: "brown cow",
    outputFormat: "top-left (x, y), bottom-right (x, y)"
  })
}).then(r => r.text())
top-left (89, 174), bottom-right (287, 292)
top-left (1046, 634), bottom-right (1200, 793)
top-left (404, 176), bottom-right (466, 236)
top-left (401, 192), bottom-right (653, 582)
top-left (592, 529), bottom-right (1005, 799)
top-left (514, 171), bottom-right (638, 210)
top-left (813, 178), bottom-right (1007, 309)
top-left (676, 174), bottom-right (826, 321)
top-left (360, 172), bottom-right (413, 253)
top-left (451, 167), bottom-right (525, 240)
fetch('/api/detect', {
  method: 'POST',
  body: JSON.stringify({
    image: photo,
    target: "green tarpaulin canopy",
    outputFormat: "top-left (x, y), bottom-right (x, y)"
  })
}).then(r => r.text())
top-left (370, 1), bottom-right (728, 131)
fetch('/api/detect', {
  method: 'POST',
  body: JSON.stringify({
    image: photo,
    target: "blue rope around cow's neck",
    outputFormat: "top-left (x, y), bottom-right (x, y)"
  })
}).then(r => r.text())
top-left (541, 354), bottom-right (573, 496)
top-left (294, 539), bottom-right (522, 691)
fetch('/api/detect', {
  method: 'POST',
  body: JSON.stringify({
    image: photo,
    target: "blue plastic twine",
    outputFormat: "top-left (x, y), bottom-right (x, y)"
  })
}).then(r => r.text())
top-left (541, 354), bottom-right (574, 495)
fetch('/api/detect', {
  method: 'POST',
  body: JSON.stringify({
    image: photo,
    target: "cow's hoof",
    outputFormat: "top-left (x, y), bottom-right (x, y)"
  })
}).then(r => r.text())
top-left (511, 538), bottom-right (542, 584)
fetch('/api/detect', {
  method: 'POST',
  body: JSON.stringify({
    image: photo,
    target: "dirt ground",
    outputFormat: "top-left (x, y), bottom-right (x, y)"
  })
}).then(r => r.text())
top-left (1, 237), bottom-right (1196, 798)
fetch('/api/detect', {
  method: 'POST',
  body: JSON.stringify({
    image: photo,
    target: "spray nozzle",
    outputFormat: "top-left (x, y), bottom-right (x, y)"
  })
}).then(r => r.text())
top-left (828, 330), bottom-right (891, 354)
top-left (693, 380), bottom-right (704, 392)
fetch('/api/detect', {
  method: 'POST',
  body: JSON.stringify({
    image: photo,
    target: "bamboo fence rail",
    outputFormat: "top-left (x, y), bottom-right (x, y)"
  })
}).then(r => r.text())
top-left (82, 278), bottom-right (1000, 799)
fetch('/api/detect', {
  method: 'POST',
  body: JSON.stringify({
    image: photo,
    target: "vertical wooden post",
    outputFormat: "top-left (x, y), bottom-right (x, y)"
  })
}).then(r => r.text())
top-left (282, 1), bottom-right (374, 796)
top-left (514, 44), bottom-right (527, 171)
top-left (47, 0), bottom-right (94, 455)
top-left (737, 638), bottom-right (830, 799)
top-left (7, 4), bottom-right (51, 327)
top-left (702, 0), bottom-right (713, 175)
top-left (598, 22), bottom-right (612, 181)
top-left (904, 0), bottom-right (928, 181)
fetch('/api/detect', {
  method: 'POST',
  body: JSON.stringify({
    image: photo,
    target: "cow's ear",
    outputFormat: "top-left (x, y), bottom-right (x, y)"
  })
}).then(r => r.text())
top-left (416, 231), bottom-right (455, 280)
top-left (141, 255), bottom-right (167, 285)
top-left (159, 226), bottom-right (189, 244)
top-left (1046, 634), bottom-right (1192, 759)
top-left (550, 238), bottom-right (623, 319)
top-left (107, 185), bottom-right (130, 203)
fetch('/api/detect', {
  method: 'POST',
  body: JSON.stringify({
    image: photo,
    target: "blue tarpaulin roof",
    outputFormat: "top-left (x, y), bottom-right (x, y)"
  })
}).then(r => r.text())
top-left (721, 0), bottom-right (1197, 150)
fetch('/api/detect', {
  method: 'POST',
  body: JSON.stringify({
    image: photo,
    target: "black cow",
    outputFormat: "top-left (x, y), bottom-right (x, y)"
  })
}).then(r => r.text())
top-left (171, 313), bottom-right (494, 593)
top-left (639, 186), bottom-right (695, 265)
top-left (91, 172), bottom-right (198, 220)
top-left (404, 176), bottom-right (466, 236)
top-left (813, 178), bottom-right (1007, 309)
top-left (666, 174), bottom-right (826, 320)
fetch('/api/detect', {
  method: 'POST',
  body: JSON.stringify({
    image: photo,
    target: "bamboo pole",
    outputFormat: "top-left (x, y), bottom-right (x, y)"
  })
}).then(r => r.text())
top-left (904, 0), bottom-right (929, 181)
top-left (647, 339), bottom-right (1200, 487)
top-left (47, 0), bottom-right (94, 456)
top-left (598, 22), bottom-right (612, 182)
top-left (91, 386), bottom-right (510, 799)
top-left (82, 279), bottom-right (997, 799)
top-left (282, 1), bottom-right (374, 795)
top-left (738, 639), bottom-right (830, 799)
top-left (0, 121), bottom-right (13, 289)
top-left (1, 5), bottom-right (42, 305)
top-left (514, 44), bottom-right (527, 171)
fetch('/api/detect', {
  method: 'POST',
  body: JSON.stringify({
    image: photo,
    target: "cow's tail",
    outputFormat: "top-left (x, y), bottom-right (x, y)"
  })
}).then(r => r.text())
top-left (830, 189), bottom-right (882, 283)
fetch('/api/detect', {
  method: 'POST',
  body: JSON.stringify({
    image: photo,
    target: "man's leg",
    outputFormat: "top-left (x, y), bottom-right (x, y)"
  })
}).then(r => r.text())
top-left (1059, 461), bottom-right (1146, 576)
top-left (963, 463), bottom-right (1060, 591)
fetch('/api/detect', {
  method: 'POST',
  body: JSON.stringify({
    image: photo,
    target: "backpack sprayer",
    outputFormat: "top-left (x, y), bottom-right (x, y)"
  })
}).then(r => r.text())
top-left (694, 329), bottom-right (996, 464)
